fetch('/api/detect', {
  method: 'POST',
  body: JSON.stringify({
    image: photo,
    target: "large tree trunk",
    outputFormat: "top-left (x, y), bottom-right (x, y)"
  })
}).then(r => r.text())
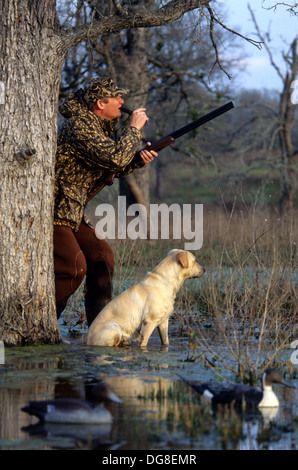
top-left (0, 0), bottom-right (62, 344)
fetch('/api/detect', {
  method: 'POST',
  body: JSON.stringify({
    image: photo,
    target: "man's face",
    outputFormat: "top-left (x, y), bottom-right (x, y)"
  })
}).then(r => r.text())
top-left (99, 96), bottom-right (124, 120)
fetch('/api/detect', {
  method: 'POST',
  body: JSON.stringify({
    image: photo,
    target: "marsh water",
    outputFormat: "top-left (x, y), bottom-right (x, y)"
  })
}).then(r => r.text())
top-left (0, 321), bottom-right (297, 451)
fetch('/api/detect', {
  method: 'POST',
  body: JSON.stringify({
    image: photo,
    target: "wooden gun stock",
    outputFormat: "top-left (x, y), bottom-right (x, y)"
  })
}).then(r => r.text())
top-left (136, 135), bottom-right (175, 157)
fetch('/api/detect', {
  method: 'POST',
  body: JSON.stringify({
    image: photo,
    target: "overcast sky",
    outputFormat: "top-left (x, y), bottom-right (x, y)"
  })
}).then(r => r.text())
top-left (221, 0), bottom-right (297, 91)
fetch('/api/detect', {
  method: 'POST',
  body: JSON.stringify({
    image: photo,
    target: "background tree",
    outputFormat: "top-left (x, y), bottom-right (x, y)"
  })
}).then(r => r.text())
top-left (224, 7), bottom-right (298, 214)
top-left (250, 6), bottom-right (297, 214)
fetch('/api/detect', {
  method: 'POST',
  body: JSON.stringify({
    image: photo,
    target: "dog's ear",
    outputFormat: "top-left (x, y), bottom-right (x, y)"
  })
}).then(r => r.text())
top-left (176, 251), bottom-right (189, 268)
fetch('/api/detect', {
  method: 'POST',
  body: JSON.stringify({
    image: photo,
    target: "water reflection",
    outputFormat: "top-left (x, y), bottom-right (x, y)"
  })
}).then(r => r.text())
top-left (23, 422), bottom-right (115, 450)
top-left (0, 340), bottom-right (297, 450)
top-left (0, 359), bottom-right (57, 445)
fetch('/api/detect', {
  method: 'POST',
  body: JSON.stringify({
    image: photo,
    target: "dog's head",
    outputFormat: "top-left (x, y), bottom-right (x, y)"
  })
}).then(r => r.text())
top-left (168, 249), bottom-right (205, 280)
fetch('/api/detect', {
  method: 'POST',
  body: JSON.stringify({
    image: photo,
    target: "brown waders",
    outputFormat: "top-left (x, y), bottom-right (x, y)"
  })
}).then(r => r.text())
top-left (54, 221), bottom-right (114, 327)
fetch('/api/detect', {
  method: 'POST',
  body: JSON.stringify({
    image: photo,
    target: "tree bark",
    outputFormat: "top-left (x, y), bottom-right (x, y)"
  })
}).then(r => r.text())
top-left (0, 0), bottom-right (62, 344)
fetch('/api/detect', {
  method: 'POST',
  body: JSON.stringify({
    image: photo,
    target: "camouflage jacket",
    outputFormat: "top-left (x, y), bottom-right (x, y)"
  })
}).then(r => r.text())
top-left (54, 89), bottom-right (144, 231)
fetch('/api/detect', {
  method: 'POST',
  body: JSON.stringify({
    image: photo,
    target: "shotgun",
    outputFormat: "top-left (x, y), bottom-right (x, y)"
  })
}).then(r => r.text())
top-left (87, 102), bottom-right (234, 202)
top-left (121, 101), bottom-right (234, 158)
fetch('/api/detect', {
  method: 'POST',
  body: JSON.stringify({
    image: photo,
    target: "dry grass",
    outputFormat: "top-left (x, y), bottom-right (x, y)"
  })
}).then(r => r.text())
top-left (65, 199), bottom-right (297, 383)
top-left (178, 202), bottom-right (297, 384)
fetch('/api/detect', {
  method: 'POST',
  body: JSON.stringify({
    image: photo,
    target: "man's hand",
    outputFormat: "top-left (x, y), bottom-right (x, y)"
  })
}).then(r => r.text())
top-left (130, 108), bottom-right (149, 130)
top-left (140, 142), bottom-right (158, 164)
top-left (129, 109), bottom-right (157, 163)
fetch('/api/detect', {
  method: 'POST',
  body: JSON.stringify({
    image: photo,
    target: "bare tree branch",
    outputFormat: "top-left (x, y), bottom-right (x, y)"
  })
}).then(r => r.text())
top-left (248, 4), bottom-right (284, 81)
top-left (262, 1), bottom-right (298, 16)
top-left (201, 4), bottom-right (262, 80)
top-left (112, 0), bottom-right (129, 18)
top-left (60, 0), bottom-right (211, 50)
top-left (58, 0), bottom-right (262, 77)
top-left (206, 4), bottom-right (263, 49)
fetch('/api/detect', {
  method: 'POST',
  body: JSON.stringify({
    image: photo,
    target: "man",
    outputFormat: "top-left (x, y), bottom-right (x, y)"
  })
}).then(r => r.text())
top-left (54, 77), bottom-right (157, 327)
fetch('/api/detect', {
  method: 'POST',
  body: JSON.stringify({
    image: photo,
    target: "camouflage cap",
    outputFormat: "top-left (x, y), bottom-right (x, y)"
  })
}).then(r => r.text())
top-left (84, 77), bottom-right (129, 103)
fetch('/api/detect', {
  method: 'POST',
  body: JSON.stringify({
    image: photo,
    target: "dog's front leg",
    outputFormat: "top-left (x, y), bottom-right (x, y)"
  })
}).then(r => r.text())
top-left (158, 320), bottom-right (169, 345)
top-left (139, 320), bottom-right (156, 347)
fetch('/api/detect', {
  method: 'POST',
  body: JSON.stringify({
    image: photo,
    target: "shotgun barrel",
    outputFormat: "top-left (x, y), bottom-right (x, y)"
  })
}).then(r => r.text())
top-left (134, 101), bottom-right (234, 156)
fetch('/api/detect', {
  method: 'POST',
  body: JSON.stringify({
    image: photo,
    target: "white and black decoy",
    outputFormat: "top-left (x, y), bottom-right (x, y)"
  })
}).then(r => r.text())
top-left (21, 382), bottom-right (122, 424)
top-left (180, 369), bottom-right (295, 408)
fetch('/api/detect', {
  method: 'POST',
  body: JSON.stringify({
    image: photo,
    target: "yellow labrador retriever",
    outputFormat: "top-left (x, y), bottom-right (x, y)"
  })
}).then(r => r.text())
top-left (86, 249), bottom-right (205, 347)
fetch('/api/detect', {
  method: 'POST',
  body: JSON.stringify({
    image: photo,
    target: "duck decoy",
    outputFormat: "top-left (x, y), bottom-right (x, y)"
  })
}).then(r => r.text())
top-left (180, 368), bottom-right (296, 408)
top-left (21, 382), bottom-right (122, 424)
